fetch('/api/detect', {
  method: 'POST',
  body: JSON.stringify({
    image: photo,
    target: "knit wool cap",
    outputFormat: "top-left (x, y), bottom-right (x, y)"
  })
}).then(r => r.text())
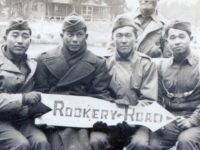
top-left (62, 12), bottom-right (87, 32)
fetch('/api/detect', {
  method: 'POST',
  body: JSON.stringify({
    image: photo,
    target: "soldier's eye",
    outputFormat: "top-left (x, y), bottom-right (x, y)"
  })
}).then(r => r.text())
top-left (67, 33), bottom-right (73, 37)
top-left (179, 34), bottom-right (185, 39)
top-left (77, 33), bottom-right (83, 37)
top-left (116, 34), bottom-right (122, 38)
top-left (12, 34), bottom-right (18, 37)
top-left (126, 34), bottom-right (132, 38)
top-left (170, 36), bottom-right (175, 39)
top-left (22, 34), bottom-right (29, 38)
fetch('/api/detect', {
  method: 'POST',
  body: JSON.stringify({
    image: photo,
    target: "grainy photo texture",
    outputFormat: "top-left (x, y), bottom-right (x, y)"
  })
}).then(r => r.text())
top-left (0, 0), bottom-right (200, 150)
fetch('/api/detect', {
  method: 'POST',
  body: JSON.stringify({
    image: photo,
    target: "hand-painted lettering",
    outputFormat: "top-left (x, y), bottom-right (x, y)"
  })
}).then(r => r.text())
top-left (54, 101), bottom-right (64, 116)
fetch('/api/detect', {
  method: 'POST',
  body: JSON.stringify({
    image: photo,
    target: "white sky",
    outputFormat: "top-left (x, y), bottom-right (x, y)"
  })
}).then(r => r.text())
top-left (125, 0), bottom-right (199, 9)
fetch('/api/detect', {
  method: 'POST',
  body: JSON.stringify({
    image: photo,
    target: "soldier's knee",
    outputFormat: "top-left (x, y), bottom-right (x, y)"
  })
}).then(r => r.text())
top-left (90, 132), bottom-right (107, 144)
top-left (18, 138), bottom-right (30, 150)
top-left (90, 131), bottom-right (110, 149)
top-left (31, 136), bottom-right (50, 150)
top-left (127, 138), bottom-right (150, 150)
top-left (178, 132), bottom-right (191, 143)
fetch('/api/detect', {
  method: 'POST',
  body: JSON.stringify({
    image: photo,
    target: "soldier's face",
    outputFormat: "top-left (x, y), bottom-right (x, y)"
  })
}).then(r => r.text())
top-left (113, 26), bottom-right (136, 58)
top-left (61, 29), bottom-right (88, 52)
top-left (139, 0), bottom-right (159, 11)
top-left (4, 30), bottom-right (31, 57)
top-left (167, 28), bottom-right (192, 57)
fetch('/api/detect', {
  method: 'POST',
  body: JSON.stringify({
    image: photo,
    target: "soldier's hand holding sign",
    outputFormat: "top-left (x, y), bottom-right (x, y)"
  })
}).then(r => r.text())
top-left (22, 91), bottom-right (41, 106)
top-left (176, 116), bottom-right (192, 130)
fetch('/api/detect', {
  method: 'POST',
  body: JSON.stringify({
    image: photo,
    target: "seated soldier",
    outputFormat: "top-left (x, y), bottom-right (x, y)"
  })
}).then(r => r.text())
top-left (150, 20), bottom-right (200, 150)
top-left (0, 19), bottom-right (50, 150)
top-left (34, 13), bottom-right (112, 150)
top-left (90, 15), bottom-right (158, 150)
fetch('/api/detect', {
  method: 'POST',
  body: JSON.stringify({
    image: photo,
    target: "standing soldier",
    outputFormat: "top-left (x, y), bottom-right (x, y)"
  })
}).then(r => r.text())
top-left (0, 19), bottom-right (50, 150)
top-left (90, 15), bottom-right (158, 150)
top-left (107, 0), bottom-right (171, 58)
top-left (34, 13), bottom-right (111, 150)
top-left (150, 20), bottom-right (200, 150)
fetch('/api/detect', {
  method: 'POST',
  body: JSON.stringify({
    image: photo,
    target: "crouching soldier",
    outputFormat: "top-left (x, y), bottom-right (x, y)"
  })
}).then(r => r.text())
top-left (150, 21), bottom-right (200, 150)
top-left (0, 19), bottom-right (50, 150)
top-left (90, 15), bottom-right (158, 150)
top-left (34, 13), bottom-right (111, 150)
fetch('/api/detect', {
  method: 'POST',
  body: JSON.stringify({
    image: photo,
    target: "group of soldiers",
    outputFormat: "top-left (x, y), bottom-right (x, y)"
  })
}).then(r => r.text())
top-left (1, 0), bottom-right (200, 150)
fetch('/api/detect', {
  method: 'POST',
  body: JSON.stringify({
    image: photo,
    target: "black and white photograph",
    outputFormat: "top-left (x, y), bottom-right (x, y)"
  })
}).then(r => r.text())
top-left (0, 0), bottom-right (200, 150)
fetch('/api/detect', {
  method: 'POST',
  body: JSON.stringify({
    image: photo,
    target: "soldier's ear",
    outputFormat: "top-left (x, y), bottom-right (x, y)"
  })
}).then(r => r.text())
top-left (60, 33), bottom-right (63, 39)
top-left (3, 36), bottom-right (7, 41)
top-left (0, 75), bottom-right (5, 91)
top-left (86, 34), bottom-right (88, 40)
top-left (190, 36), bottom-right (193, 41)
top-left (164, 40), bottom-right (168, 46)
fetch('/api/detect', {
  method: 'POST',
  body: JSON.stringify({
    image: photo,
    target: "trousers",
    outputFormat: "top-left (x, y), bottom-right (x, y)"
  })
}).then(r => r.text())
top-left (150, 122), bottom-right (200, 150)
top-left (45, 127), bottom-right (92, 150)
top-left (0, 120), bottom-right (50, 150)
top-left (90, 126), bottom-right (151, 150)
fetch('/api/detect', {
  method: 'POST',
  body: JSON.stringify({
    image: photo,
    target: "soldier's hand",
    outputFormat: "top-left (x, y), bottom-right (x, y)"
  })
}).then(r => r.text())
top-left (22, 92), bottom-right (41, 106)
top-left (116, 121), bottom-right (138, 138)
top-left (93, 121), bottom-right (109, 132)
top-left (176, 116), bottom-right (192, 130)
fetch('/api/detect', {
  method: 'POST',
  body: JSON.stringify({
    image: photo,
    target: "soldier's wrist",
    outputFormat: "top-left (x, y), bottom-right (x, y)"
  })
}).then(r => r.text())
top-left (22, 93), bottom-right (27, 105)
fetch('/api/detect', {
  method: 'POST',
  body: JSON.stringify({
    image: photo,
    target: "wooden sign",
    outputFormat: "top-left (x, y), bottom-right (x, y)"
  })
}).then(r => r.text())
top-left (35, 94), bottom-right (175, 132)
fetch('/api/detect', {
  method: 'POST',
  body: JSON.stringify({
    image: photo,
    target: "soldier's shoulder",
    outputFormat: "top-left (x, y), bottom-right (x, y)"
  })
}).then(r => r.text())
top-left (0, 55), bottom-right (7, 65)
top-left (136, 52), bottom-right (152, 62)
top-left (38, 46), bottom-right (60, 60)
top-left (157, 11), bottom-right (170, 26)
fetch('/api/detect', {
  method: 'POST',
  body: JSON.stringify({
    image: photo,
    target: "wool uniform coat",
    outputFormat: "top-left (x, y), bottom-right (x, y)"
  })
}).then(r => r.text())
top-left (34, 45), bottom-right (112, 150)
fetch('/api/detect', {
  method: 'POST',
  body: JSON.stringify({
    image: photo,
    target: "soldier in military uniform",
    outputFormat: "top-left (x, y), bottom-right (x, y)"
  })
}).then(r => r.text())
top-left (34, 13), bottom-right (111, 150)
top-left (107, 0), bottom-right (171, 58)
top-left (90, 15), bottom-right (158, 150)
top-left (0, 19), bottom-right (50, 150)
top-left (150, 21), bottom-right (200, 150)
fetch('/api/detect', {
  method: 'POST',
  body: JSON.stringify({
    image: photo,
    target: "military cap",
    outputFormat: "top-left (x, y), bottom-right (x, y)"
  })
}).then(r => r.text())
top-left (165, 20), bottom-right (192, 36)
top-left (5, 18), bottom-right (31, 35)
top-left (112, 15), bottom-right (139, 33)
top-left (62, 12), bottom-right (87, 32)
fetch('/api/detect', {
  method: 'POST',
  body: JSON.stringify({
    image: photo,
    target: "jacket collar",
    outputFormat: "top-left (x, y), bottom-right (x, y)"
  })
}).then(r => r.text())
top-left (170, 51), bottom-right (195, 66)
top-left (56, 50), bottom-right (96, 87)
top-left (134, 9), bottom-right (168, 50)
top-left (134, 8), bottom-right (168, 25)
top-left (2, 45), bottom-right (28, 64)
top-left (115, 49), bottom-right (134, 61)
top-left (0, 45), bottom-right (37, 92)
top-left (43, 45), bottom-right (96, 87)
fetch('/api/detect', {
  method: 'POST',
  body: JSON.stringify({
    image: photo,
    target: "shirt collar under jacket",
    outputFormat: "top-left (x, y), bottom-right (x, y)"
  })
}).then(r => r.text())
top-left (170, 51), bottom-right (194, 66)
top-left (135, 8), bottom-right (158, 23)
top-left (115, 49), bottom-right (134, 61)
top-left (2, 45), bottom-right (27, 63)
